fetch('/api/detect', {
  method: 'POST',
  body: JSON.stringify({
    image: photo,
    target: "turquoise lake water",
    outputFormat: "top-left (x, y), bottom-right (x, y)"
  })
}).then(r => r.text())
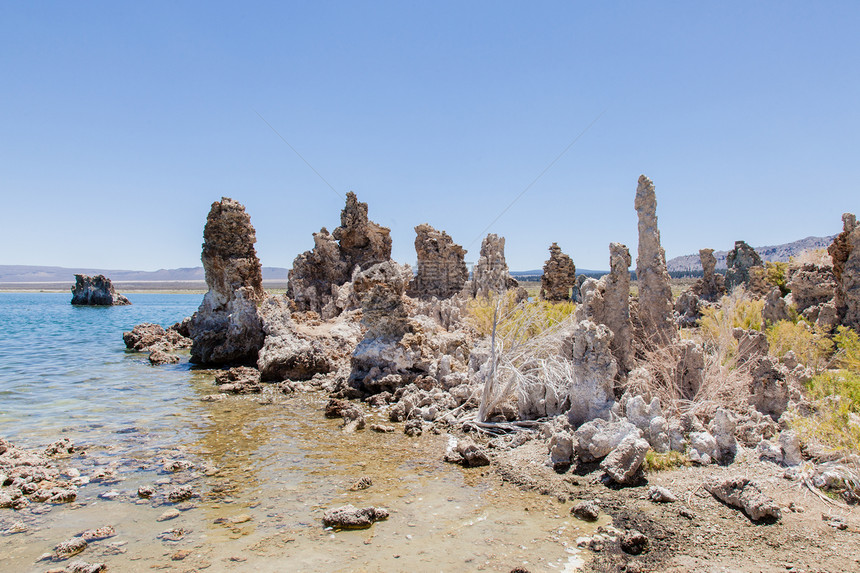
top-left (0, 293), bottom-right (201, 445)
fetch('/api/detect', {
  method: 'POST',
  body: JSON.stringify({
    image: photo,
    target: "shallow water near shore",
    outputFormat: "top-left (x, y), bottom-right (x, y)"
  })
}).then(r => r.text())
top-left (0, 293), bottom-right (597, 572)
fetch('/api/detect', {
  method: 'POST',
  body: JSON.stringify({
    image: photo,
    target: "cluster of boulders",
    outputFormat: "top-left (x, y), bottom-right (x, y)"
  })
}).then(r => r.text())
top-left (1, 437), bottom-right (81, 510)
top-left (70, 274), bottom-right (130, 306)
top-left (122, 320), bottom-right (191, 364)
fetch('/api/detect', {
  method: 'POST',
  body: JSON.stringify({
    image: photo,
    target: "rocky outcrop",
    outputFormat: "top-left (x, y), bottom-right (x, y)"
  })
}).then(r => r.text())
top-left (576, 243), bottom-right (635, 377)
top-left (288, 192), bottom-right (391, 317)
top-left (787, 263), bottom-right (836, 314)
top-left (573, 419), bottom-right (641, 462)
top-left (674, 290), bottom-right (699, 328)
top-left (333, 192), bottom-right (393, 269)
top-left (189, 198), bottom-right (265, 365)
top-left (600, 434), bottom-right (649, 485)
top-left (471, 234), bottom-right (518, 298)
top-left (255, 297), bottom-right (362, 381)
top-left (829, 213), bottom-right (860, 329)
top-left (349, 261), bottom-right (418, 390)
top-left (724, 241), bottom-right (763, 293)
top-left (762, 288), bottom-right (791, 325)
top-left (634, 175), bottom-right (675, 346)
top-left (540, 243), bottom-right (576, 302)
top-left (70, 274), bottom-right (130, 306)
top-left (566, 320), bottom-right (618, 427)
top-left (749, 356), bottom-right (789, 420)
top-left (410, 224), bottom-right (468, 298)
top-left (704, 477), bottom-right (781, 521)
top-left (691, 249), bottom-right (726, 301)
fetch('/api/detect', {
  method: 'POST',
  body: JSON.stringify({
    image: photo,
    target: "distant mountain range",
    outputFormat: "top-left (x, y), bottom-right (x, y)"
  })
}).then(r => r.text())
top-left (665, 235), bottom-right (836, 273)
top-left (0, 237), bottom-right (833, 285)
top-left (0, 265), bottom-right (289, 283)
top-left (0, 264), bottom-right (610, 283)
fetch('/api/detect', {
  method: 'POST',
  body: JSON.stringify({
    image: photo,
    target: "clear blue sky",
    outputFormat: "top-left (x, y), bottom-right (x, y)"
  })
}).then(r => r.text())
top-left (2, 1), bottom-right (858, 272)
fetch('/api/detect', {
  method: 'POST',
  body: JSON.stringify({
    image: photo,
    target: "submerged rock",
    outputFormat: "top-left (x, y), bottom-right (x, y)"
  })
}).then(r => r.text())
top-left (189, 197), bottom-right (266, 365)
top-left (215, 366), bottom-right (262, 394)
top-left (322, 504), bottom-right (389, 529)
top-left (70, 274), bottom-right (130, 306)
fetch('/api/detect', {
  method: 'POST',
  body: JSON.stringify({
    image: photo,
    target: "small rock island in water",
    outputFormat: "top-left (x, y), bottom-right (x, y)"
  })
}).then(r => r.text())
top-left (70, 274), bottom-right (131, 306)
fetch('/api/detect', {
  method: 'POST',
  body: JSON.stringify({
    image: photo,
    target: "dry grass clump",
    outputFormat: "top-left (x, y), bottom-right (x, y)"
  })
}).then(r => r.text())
top-left (473, 297), bottom-right (578, 423)
top-left (628, 341), bottom-right (752, 419)
top-left (767, 319), bottom-right (833, 371)
top-left (791, 248), bottom-right (832, 267)
top-left (629, 289), bottom-right (763, 417)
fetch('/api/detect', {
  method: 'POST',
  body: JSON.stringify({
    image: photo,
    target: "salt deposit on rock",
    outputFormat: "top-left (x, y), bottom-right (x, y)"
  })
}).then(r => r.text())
top-left (70, 274), bottom-right (130, 306)
top-left (471, 233), bottom-right (518, 298)
top-left (410, 223), bottom-right (468, 298)
top-left (540, 242), bottom-right (576, 301)
top-left (573, 419), bottom-right (641, 462)
top-left (189, 198), bottom-right (266, 365)
top-left (634, 175), bottom-right (675, 346)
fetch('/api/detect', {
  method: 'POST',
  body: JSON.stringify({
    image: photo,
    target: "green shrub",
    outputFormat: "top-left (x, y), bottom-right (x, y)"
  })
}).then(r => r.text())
top-left (765, 261), bottom-right (790, 296)
top-left (643, 450), bottom-right (690, 472)
top-left (766, 319), bottom-right (833, 370)
top-left (833, 326), bottom-right (860, 371)
top-left (700, 291), bottom-right (764, 345)
top-left (467, 291), bottom-right (576, 342)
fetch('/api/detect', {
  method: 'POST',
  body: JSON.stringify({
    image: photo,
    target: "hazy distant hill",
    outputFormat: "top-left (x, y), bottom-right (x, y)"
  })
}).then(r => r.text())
top-left (0, 265), bottom-right (289, 283)
top-left (666, 235), bottom-right (836, 273)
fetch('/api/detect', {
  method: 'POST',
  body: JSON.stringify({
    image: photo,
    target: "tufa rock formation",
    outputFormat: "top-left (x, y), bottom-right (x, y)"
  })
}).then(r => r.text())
top-left (724, 241), bottom-right (763, 293)
top-left (566, 320), bottom-right (618, 427)
top-left (691, 248), bottom-right (726, 302)
top-left (70, 274), bottom-right (131, 306)
top-left (471, 234), bottom-right (518, 298)
top-left (288, 192), bottom-right (391, 317)
top-left (540, 243), bottom-right (576, 302)
top-left (189, 198), bottom-right (266, 365)
top-left (410, 224), bottom-right (468, 298)
top-left (575, 243), bottom-right (635, 377)
top-left (634, 175), bottom-right (676, 346)
top-left (349, 261), bottom-right (417, 390)
top-left (829, 213), bottom-right (860, 329)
